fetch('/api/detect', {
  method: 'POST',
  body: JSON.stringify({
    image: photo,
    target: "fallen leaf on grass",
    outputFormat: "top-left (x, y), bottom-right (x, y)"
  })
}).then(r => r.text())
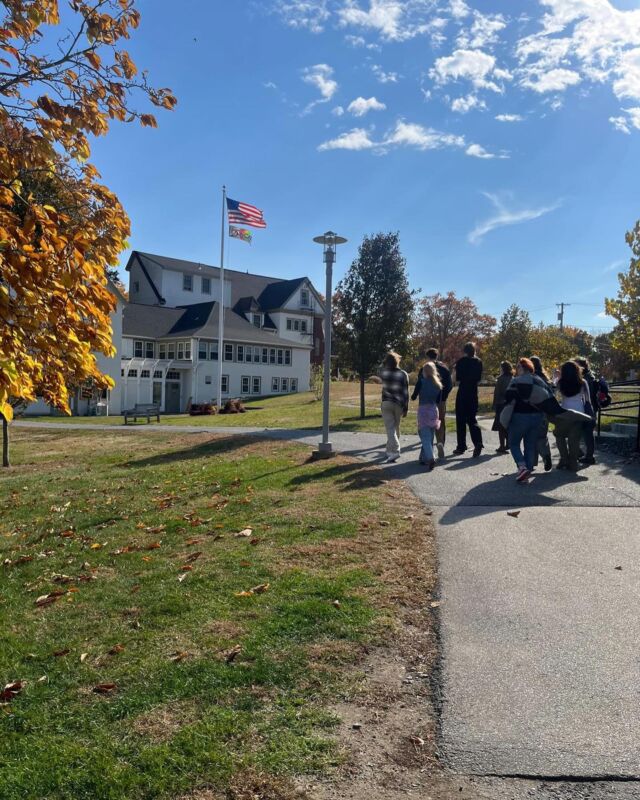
top-left (169, 651), bottom-right (189, 662)
top-left (507, 511), bottom-right (521, 518)
top-left (141, 556), bottom-right (152, 563)
top-left (224, 645), bottom-right (242, 663)
top-left (332, 600), bottom-right (341, 609)
top-left (1, 681), bottom-right (24, 703)
top-left (108, 644), bottom-right (125, 655)
top-left (52, 574), bottom-right (73, 584)
top-left (80, 653), bottom-right (89, 663)
top-left (235, 590), bottom-right (254, 597)
top-left (234, 528), bottom-right (253, 538)
top-left (184, 551), bottom-right (202, 563)
top-left (130, 584), bottom-right (141, 594)
top-left (410, 736), bottom-right (425, 748)
top-left (249, 538), bottom-right (262, 547)
top-left (180, 565), bottom-right (193, 572)
top-left (144, 541), bottom-right (161, 550)
top-left (185, 537), bottom-right (203, 546)
top-left (239, 560), bottom-right (251, 568)
top-left (145, 525), bottom-right (166, 534)
top-left (430, 601), bottom-right (441, 608)
top-left (177, 573), bottom-right (188, 583)
top-left (52, 648), bottom-right (70, 658)
top-left (90, 543), bottom-right (102, 550)
top-left (37, 675), bottom-right (47, 683)
top-left (92, 683), bottom-right (117, 695)
top-left (35, 590), bottom-right (66, 607)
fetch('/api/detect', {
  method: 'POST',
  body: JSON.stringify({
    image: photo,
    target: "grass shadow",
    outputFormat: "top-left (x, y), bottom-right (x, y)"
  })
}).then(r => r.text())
top-left (123, 434), bottom-right (259, 468)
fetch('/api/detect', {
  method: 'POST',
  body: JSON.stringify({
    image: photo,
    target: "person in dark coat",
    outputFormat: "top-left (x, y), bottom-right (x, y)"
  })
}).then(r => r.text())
top-left (453, 342), bottom-right (484, 457)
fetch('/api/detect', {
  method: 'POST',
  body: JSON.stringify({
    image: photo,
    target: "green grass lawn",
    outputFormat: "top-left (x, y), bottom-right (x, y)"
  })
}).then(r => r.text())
top-left (22, 383), bottom-right (494, 433)
top-left (0, 429), bottom-right (433, 800)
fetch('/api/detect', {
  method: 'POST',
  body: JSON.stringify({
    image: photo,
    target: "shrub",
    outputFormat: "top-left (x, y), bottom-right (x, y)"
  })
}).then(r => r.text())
top-left (220, 398), bottom-right (246, 414)
top-left (189, 403), bottom-right (216, 416)
top-left (366, 375), bottom-right (382, 384)
top-left (310, 364), bottom-right (324, 401)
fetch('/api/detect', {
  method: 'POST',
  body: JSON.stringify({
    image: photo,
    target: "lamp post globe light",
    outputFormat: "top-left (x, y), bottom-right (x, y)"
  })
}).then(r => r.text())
top-left (312, 231), bottom-right (347, 459)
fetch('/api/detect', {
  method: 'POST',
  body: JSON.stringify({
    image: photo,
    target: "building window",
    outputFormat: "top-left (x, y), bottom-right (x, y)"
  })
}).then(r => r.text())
top-left (128, 369), bottom-right (138, 378)
top-left (141, 369), bottom-right (150, 378)
top-left (253, 346), bottom-right (261, 363)
top-left (285, 350), bottom-right (291, 366)
top-left (152, 382), bottom-right (162, 405)
top-left (252, 314), bottom-right (261, 328)
top-left (145, 341), bottom-right (154, 358)
top-left (120, 368), bottom-right (125, 377)
top-left (177, 342), bottom-right (184, 360)
top-left (237, 345), bottom-right (244, 363)
top-left (202, 277), bottom-right (211, 294)
top-left (221, 375), bottom-right (229, 394)
top-left (271, 377), bottom-right (279, 393)
top-left (224, 344), bottom-right (233, 361)
top-left (159, 343), bottom-right (166, 359)
top-left (205, 375), bottom-right (212, 385)
top-left (300, 289), bottom-right (310, 307)
top-left (183, 274), bottom-right (193, 291)
top-left (153, 370), bottom-right (162, 378)
top-left (281, 377), bottom-right (289, 393)
top-left (210, 341), bottom-right (218, 361)
top-left (134, 341), bottom-right (143, 358)
top-left (252, 376), bottom-right (261, 395)
top-left (286, 319), bottom-right (292, 331)
top-left (291, 378), bottom-right (298, 392)
top-left (241, 376), bottom-right (250, 394)
top-left (185, 342), bottom-right (191, 360)
top-left (277, 349), bottom-right (284, 365)
top-left (262, 347), bottom-right (268, 364)
top-left (166, 370), bottom-right (180, 380)
top-left (199, 341), bottom-right (208, 360)
top-left (167, 342), bottom-right (175, 359)
top-left (133, 281), bottom-right (139, 293)
top-left (269, 348), bottom-right (276, 364)
top-left (300, 320), bottom-right (307, 333)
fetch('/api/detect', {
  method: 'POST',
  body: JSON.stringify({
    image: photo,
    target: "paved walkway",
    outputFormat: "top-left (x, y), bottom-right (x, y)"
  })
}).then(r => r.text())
top-left (14, 420), bottom-right (640, 789)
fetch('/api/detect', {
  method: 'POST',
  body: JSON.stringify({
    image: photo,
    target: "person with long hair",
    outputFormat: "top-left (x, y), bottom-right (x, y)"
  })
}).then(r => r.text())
top-left (554, 360), bottom-right (591, 470)
top-left (492, 361), bottom-right (514, 453)
top-left (504, 358), bottom-right (546, 483)
top-left (414, 361), bottom-right (442, 471)
top-left (379, 351), bottom-right (409, 463)
top-left (530, 356), bottom-right (553, 472)
top-left (574, 356), bottom-right (597, 465)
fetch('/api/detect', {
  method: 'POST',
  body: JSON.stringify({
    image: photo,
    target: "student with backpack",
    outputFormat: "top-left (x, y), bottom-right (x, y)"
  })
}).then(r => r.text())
top-left (574, 357), bottom-right (600, 465)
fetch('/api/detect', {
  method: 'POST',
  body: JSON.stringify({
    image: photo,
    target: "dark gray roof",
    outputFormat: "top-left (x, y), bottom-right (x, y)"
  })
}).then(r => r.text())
top-left (123, 301), bottom-right (308, 348)
top-left (126, 251), bottom-right (319, 311)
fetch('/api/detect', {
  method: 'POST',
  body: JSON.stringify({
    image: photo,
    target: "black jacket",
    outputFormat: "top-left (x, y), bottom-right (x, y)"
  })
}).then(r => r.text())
top-left (412, 361), bottom-right (453, 402)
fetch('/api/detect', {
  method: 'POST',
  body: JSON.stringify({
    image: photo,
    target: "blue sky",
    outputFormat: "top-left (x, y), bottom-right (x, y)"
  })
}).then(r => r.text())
top-left (91, 0), bottom-right (640, 333)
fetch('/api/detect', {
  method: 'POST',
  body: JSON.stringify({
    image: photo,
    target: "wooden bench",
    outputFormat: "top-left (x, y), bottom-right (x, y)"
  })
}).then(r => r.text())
top-left (123, 403), bottom-right (160, 424)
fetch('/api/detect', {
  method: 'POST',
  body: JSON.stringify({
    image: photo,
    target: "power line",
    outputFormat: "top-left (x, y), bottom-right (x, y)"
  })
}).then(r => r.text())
top-left (556, 302), bottom-right (571, 332)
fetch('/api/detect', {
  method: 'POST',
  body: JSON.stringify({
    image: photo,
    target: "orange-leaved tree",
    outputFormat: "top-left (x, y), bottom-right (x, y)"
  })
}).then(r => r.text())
top-left (0, 0), bottom-right (176, 465)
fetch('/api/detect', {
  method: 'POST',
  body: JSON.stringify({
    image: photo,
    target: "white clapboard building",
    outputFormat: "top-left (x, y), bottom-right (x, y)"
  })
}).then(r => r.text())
top-left (119, 251), bottom-right (325, 413)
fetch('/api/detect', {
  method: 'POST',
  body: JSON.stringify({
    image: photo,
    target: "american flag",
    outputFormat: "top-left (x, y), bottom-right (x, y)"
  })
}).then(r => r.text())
top-left (226, 197), bottom-right (267, 229)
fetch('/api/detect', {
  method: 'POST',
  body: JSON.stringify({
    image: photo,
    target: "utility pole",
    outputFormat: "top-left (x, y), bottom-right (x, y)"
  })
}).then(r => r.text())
top-left (556, 302), bottom-right (571, 332)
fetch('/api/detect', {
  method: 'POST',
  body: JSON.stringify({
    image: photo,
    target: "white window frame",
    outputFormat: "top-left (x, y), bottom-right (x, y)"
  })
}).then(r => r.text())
top-left (300, 320), bottom-right (307, 333)
top-left (286, 318), bottom-right (292, 331)
top-left (269, 348), bottom-right (276, 365)
top-left (202, 277), bottom-right (211, 295)
top-left (140, 369), bottom-right (151, 379)
top-left (145, 341), bottom-right (155, 359)
top-left (159, 343), bottom-right (166, 359)
top-left (205, 375), bottom-right (212, 385)
top-left (198, 341), bottom-right (208, 360)
top-left (252, 376), bottom-right (261, 395)
top-left (291, 378), bottom-right (298, 392)
top-left (237, 344), bottom-right (244, 363)
top-left (271, 377), bottom-right (279, 393)
top-left (184, 341), bottom-right (191, 360)
top-left (210, 341), bottom-right (219, 361)
top-left (167, 341), bottom-right (176, 359)
top-left (277, 349), bottom-right (284, 365)
top-left (177, 342), bottom-right (185, 360)
top-left (281, 377), bottom-right (289, 393)
top-left (134, 340), bottom-right (143, 358)
top-left (262, 347), bottom-right (268, 364)
top-left (241, 376), bottom-right (250, 395)
top-left (300, 289), bottom-right (310, 307)
top-left (252, 313), bottom-right (261, 328)
top-left (285, 349), bottom-right (291, 366)
top-left (224, 344), bottom-right (233, 362)
top-left (221, 375), bottom-right (229, 394)
top-left (183, 273), bottom-right (193, 292)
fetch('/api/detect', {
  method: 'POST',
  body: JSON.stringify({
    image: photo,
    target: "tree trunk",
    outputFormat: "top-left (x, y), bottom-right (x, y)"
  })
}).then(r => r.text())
top-left (360, 375), bottom-right (365, 419)
top-left (2, 415), bottom-right (9, 468)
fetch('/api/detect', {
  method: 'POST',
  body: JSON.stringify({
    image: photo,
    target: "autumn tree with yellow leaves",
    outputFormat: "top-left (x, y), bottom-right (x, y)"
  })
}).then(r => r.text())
top-left (0, 0), bottom-right (176, 465)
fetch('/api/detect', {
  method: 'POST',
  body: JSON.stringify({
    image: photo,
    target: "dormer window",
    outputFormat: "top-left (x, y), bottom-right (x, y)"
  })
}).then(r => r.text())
top-left (252, 313), bottom-right (261, 328)
top-left (300, 289), bottom-right (310, 307)
top-left (183, 274), bottom-right (193, 291)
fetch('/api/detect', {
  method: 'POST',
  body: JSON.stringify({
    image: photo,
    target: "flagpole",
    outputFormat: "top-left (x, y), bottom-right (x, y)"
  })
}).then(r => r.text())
top-left (217, 185), bottom-right (226, 409)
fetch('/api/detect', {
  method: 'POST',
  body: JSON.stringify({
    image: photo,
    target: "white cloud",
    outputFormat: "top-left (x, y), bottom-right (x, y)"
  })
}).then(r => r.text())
top-left (521, 67), bottom-right (581, 93)
top-left (345, 34), bottom-right (366, 46)
top-left (318, 127), bottom-right (376, 151)
top-left (495, 113), bottom-right (523, 122)
top-left (372, 63), bottom-right (399, 83)
top-left (450, 93), bottom-right (486, 113)
top-left (465, 143), bottom-right (509, 159)
top-left (337, 0), bottom-right (436, 42)
top-left (457, 11), bottom-right (507, 50)
top-left (347, 96), bottom-right (387, 116)
top-left (603, 259), bottom-right (625, 273)
top-left (430, 49), bottom-right (504, 92)
top-left (332, 105), bottom-right (345, 116)
top-left (274, 0), bottom-right (330, 33)
top-left (384, 120), bottom-right (466, 150)
top-left (301, 64), bottom-right (338, 113)
top-left (469, 192), bottom-right (561, 244)
top-left (610, 114), bottom-right (630, 134)
top-left (449, 0), bottom-right (470, 20)
top-left (263, 81), bottom-right (278, 90)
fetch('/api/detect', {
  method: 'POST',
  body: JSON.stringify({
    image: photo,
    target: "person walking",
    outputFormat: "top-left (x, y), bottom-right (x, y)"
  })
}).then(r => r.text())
top-left (555, 360), bottom-right (591, 471)
top-left (504, 358), bottom-right (546, 483)
top-left (453, 342), bottom-right (484, 457)
top-left (492, 361), bottom-right (513, 453)
top-left (531, 356), bottom-right (553, 472)
top-left (379, 351), bottom-right (409, 463)
top-left (574, 356), bottom-right (597, 465)
top-left (419, 348), bottom-right (452, 459)
top-left (413, 362), bottom-right (442, 471)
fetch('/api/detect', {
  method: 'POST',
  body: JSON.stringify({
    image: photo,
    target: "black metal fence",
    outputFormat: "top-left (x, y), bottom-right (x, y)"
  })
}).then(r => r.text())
top-left (597, 379), bottom-right (640, 452)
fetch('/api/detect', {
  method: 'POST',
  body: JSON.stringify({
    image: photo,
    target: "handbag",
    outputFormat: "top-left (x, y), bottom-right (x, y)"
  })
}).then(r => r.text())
top-left (499, 400), bottom-right (516, 429)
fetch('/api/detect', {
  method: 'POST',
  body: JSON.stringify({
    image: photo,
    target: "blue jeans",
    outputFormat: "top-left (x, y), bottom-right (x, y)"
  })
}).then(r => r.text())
top-left (508, 412), bottom-right (544, 470)
top-left (419, 426), bottom-right (435, 462)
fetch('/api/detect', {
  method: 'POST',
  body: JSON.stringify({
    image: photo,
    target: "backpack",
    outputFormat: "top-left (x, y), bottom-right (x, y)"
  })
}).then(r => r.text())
top-left (595, 377), bottom-right (612, 409)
